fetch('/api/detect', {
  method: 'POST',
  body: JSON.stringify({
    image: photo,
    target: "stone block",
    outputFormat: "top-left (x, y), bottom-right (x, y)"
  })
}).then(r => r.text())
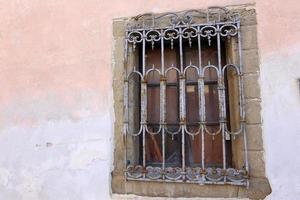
top-left (113, 36), bottom-right (125, 73)
top-left (248, 150), bottom-right (266, 178)
top-left (241, 25), bottom-right (258, 50)
top-left (243, 49), bottom-right (260, 73)
top-left (246, 124), bottom-right (264, 151)
top-left (243, 73), bottom-right (261, 98)
top-left (117, 180), bottom-right (238, 198)
top-left (240, 8), bottom-right (257, 26)
top-left (111, 175), bottom-right (125, 193)
top-left (238, 177), bottom-right (272, 199)
top-left (113, 19), bottom-right (126, 37)
top-left (245, 99), bottom-right (261, 124)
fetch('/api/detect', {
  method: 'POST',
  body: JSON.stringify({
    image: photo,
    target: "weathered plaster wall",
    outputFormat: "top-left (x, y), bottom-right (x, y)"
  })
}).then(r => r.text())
top-left (0, 0), bottom-right (299, 199)
top-left (257, 1), bottom-right (300, 199)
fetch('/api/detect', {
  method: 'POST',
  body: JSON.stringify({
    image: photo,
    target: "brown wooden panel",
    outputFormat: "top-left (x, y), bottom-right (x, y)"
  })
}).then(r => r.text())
top-left (147, 87), bottom-right (160, 124)
top-left (165, 48), bottom-right (179, 124)
top-left (186, 85), bottom-right (199, 124)
top-left (146, 133), bottom-right (162, 164)
top-left (202, 46), bottom-right (218, 81)
top-left (146, 48), bottom-right (161, 84)
top-left (184, 44), bottom-right (223, 167)
top-left (144, 42), bottom-right (227, 167)
top-left (205, 85), bottom-right (219, 122)
top-left (184, 46), bottom-right (200, 125)
top-left (146, 48), bottom-right (180, 164)
top-left (204, 127), bottom-right (223, 166)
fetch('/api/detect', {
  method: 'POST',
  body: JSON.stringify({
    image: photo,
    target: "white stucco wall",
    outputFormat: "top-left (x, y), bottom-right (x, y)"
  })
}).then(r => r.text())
top-left (262, 46), bottom-right (300, 200)
top-left (257, 1), bottom-right (300, 199)
top-left (0, 0), bottom-right (299, 199)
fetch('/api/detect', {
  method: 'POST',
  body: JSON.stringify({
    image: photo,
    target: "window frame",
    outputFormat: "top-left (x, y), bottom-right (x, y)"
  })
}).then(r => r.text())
top-left (112, 6), bottom-right (271, 199)
top-left (124, 8), bottom-right (248, 185)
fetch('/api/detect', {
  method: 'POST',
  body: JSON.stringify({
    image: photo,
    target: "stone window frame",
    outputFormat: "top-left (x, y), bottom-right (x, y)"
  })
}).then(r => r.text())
top-left (112, 5), bottom-right (271, 199)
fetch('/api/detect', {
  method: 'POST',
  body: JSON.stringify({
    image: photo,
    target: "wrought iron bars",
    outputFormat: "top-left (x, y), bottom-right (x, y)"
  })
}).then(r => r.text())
top-left (123, 8), bottom-right (249, 186)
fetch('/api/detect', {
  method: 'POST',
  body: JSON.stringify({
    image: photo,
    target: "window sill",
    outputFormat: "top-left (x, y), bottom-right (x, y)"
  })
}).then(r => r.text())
top-left (112, 173), bottom-right (271, 199)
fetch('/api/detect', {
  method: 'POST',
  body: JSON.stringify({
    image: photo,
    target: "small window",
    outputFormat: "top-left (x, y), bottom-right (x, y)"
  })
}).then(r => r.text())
top-left (123, 8), bottom-right (249, 186)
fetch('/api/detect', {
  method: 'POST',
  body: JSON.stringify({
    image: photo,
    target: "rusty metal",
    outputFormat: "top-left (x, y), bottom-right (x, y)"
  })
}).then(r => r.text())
top-left (123, 7), bottom-right (248, 186)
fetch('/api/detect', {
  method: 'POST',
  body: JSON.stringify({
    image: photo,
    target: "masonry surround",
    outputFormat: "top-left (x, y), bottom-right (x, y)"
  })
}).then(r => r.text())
top-left (112, 5), bottom-right (271, 199)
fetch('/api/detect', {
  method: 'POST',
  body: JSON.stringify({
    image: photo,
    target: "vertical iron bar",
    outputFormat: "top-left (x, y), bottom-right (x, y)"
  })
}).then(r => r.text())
top-left (200, 78), bottom-right (206, 182)
top-left (237, 21), bottom-right (249, 174)
top-left (197, 25), bottom-right (205, 180)
top-left (124, 78), bottom-right (128, 175)
top-left (179, 27), bottom-right (186, 179)
top-left (142, 30), bottom-right (146, 75)
top-left (124, 80), bottom-right (128, 175)
top-left (124, 33), bottom-right (128, 63)
top-left (179, 28), bottom-right (184, 72)
top-left (180, 76), bottom-right (186, 180)
top-left (161, 29), bottom-right (165, 74)
top-left (124, 32), bottom-right (129, 180)
top-left (217, 24), bottom-right (227, 173)
top-left (197, 26), bottom-right (202, 69)
top-left (160, 29), bottom-right (166, 179)
top-left (142, 30), bottom-right (146, 177)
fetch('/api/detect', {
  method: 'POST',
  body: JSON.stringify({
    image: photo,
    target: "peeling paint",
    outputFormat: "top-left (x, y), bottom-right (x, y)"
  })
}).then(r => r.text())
top-left (0, 0), bottom-right (299, 199)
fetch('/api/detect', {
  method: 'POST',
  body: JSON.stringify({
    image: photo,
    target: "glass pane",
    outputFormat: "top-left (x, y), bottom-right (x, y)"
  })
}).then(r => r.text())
top-left (147, 87), bottom-right (160, 125)
top-left (165, 133), bottom-right (182, 167)
top-left (146, 133), bottom-right (162, 165)
top-left (185, 134), bottom-right (201, 167)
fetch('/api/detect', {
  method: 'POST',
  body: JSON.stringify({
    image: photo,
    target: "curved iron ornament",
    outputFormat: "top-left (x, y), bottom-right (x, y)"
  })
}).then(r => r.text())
top-left (183, 63), bottom-right (201, 137)
top-left (145, 66), bottom-right (162, 135)
top-left (145, 30), bottom-right (161, 50)
top-left (222, 64), bottom-right (245, 136)
top-left (126, 165), bottom-right (248, 185)
top-left (126, 7), bottom-right (239, 30)
top-left (123, 7), bottom-right (249, 187)
top-left (164, 66), bottom-right (182, 137)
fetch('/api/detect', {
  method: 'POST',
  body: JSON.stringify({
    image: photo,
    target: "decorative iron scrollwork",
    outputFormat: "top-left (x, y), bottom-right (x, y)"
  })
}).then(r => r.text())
top-left (126, 7), bottom-right (239, 30)
top-left (124, 7), bottom-right (248, 187)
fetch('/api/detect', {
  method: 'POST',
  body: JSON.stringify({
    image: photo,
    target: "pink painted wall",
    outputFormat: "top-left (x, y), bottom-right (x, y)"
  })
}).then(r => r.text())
top-left (257, 1), bottom-right (300, 199)
top-left (0, 0), bottom-right (299, 199)
top-left (0, 0), bottom-right (254, 127)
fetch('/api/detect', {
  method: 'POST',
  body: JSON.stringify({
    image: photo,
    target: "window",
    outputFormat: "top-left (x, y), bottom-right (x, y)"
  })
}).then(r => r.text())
top-left (123, 7), bottom-right (249, 186)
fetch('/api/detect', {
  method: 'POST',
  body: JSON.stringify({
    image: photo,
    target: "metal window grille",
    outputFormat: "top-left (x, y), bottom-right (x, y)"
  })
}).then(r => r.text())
top-left (123, 7), bottom-right (249, 186)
